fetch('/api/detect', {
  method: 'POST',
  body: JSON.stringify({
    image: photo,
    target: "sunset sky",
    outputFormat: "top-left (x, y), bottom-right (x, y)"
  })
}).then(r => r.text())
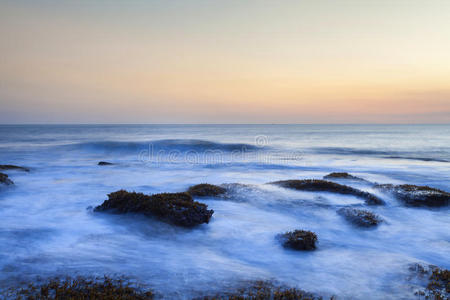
top-left (0, 0), bottom-right (449, 124)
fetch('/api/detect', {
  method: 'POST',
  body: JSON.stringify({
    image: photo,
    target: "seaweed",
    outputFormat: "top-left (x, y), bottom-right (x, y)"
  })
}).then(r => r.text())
top-left (323, 172), bottom-right (367, 182)
top-left (272, 179), bottom-right (384, 205)
top-left (200, 280), bottom-right (322, 300)
top-left (187, 184), bottom-right (227, 197)
top-left (94, 190), bottom-right (214, 227)
top-left (410, 264), bottom-right (450, 299)
top-left (8, 276), bottom-right (153, 300)
top-left (337, 207), bottom-right (381, 227)
top-left (426, 267), bottom-right (449, 300)
top-left (278, 230), bottom-right (318, 251)
top-left (376, 184), bottom-right (449, 207)
top-left (0, 172), bottom-right (14, 185)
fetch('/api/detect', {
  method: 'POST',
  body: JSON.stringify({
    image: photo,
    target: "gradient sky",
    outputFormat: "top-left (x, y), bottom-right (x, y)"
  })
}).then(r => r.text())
top-left (1, 0), bottom-right (449, 124)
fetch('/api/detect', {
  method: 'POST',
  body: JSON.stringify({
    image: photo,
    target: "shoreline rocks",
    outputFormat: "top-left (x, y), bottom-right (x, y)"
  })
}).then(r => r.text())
top-left (6, 276), bottom-right (323, 300)
top-left (201, 280), bottom-right (321, 300)
top-left (187, 183), bottom-right (227, 197)
top-left (94, 190), bottom-right (214, 227)
top-left (272, 179), bottom-right (384, 205)
top-left (376, 184), bottom-right (449, 207)
top-left (426, 267), bottom-right (449, 299)
top-left (408, 263), bottom-right (449, 299)
top-left (337, 207), bottom-right (382, 227)
top-left (5, 276), bottom-right (154, 300)
top-left (278, 230), bottom-right (318, 250)
top-left (0, 172), bottom-right (14, 185)
top-left (323, 172), bottom-right (368, 182)
top-left (0, 164), bottom-right (29, 172)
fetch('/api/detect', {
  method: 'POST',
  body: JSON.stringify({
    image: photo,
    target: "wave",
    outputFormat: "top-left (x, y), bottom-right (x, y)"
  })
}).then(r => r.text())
top-left (310, 147), bottom-right (449, 163)
top-left (56, 139), bottom-right (261, 154)
top-left (385, 156), bottom-right (449, 163)
top-left (203, 162), bottom-right (307, 170)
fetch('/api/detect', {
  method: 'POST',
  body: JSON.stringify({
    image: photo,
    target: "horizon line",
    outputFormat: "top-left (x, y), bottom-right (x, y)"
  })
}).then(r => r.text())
top-left (0, 123), bottom-right (449, 126)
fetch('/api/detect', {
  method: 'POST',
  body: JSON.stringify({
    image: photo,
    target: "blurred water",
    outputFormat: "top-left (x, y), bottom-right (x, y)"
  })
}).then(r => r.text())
top-left (0, 124), bottom-right (449, 299)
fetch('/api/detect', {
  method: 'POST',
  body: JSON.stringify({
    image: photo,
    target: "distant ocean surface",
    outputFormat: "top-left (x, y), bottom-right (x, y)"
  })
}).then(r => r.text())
top-left (0, 124), bottom-right (449, 299)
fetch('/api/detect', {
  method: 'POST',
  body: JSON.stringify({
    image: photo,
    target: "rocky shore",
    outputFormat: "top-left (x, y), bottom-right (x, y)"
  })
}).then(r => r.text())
top-left (2, 164), bottom-right (449, 299)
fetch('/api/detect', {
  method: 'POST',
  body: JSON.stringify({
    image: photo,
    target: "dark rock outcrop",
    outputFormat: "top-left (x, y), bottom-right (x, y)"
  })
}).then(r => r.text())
top-left (0, 165), bottom-right (29, 172)
top-left (426, 267), bottom-right (449, 299)
top-left (323, 172), bottom-right (367, 182)
top-left (94, 190), bottom-right (214, 227)
top-left (202, 280), bottom-right (320, 300)
top-left (338, 207), bottom-right (382, 227)
top-left (272, 179), bottom-right (384, 205)
top-left (278, 230), bottom-right (317, 250)
top-left (408, 263), bottom-right (449, 299)
top-left (98, 161), bottom-right (114, 166)
top-left (187, 183), bottom-right (226, 197)
top-left (0, 172), bottom-right (13, 185)
top-left (8, 276), bottom-right (154, 300)
top-left (376, 184), bottom-right (449, 207)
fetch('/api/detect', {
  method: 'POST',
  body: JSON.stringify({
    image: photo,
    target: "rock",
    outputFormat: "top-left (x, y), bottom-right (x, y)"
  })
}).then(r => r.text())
top-left (337, 207), bottom-right (382, 227)
top-left (187, 183), bottom-right (226, 197)
top-left (278, 230), bottom-right (317, 250)
top-left (426, 267), bottom-right (449, 299)
top-left (94, 190), bottom-right (214, 227)
top-left (0, 164), bottom-right (29, 172)
top-left (323, 172), bottom-right (367, 182)
top-left (376, 184), bottom-right (449, 207)
top-left (408, 264), bottom-right (449, 300)
top-left (7, 276), bottom-right (154, 299)
top-left (272, 179), bottom-right (384, 205)
top-left (98, 161), bottom-right (114, 166)
top-left (0, 172), bottom-right (14, 185)
top-left (201, 280), bottom-right (320, 300)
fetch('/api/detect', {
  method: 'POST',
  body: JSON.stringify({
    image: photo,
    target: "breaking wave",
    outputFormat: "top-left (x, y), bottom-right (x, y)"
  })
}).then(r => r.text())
top-left (56, 139), bottom-right (261, 154)
top-left (310, 147), bottom-right (449, 163)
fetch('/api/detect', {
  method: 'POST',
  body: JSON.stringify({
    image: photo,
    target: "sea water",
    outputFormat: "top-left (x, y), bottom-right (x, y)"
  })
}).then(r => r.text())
top-left (0, 124), bottom-right (449, 299)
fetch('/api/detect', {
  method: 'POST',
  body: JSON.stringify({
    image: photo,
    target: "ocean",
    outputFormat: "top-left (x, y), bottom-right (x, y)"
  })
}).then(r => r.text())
top-left (0, 124), bottom-right (449, 299)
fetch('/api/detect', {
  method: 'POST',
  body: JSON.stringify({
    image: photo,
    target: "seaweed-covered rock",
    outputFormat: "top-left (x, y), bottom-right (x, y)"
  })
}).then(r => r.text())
top-left (338, 207), bottom-right (382, 227)
top-left (376, 184), bottom-right (449, 207)
top-left (6, 276), bottom-right (154, 300)
top-left (323, 172), bottom-right (367, 182)
top-left (94, 190), bottom-right (214, 227)
top-left (278, 230), bottom-right (317, 250)
top-left (272, 179), bottom-right (384, 205)
top-left (426, 267), bottom-right (449, 299)
top-left (0, 172), bottom-right (13, 185)
top-left (201, 280), bottom-right (321, 300)
top-left (408, 264), bottom-right (449, 299)
top-left (187, 183), bottom-right (226, 197)
top-left (98, 161), bottom-right (114, 166)
top-left (0, 164), bottom-right (29, 172)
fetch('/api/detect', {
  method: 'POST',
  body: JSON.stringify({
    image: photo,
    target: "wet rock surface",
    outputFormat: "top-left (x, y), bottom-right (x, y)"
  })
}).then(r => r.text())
top-left (376, 184), bottom-right (449, 207)
top-left (0, 172), bottom-right (13, 185)
top-left (323, 172), bottom-right (368, 182)
top-left (187, 183), bottom-right (227, 197)
top-left (337, 207), bottom-right (382, 227)
top-left (3, 276), bottom-right (154, 300)
top-left (94, 190), bottom-right (214, 227)
top-left (98, 161), bottom-right (114, 166)
top-left (426, 267), bottom-right (449, 299)
top-left (200, 280), bottom-right (321, 300)
top-left (408, 263), bottom-right (449, 299)
top-left (278, 230), bottom-right (318, 251)
top-left (0, 165), bottom-right (29, 172)
top-left (272, 179), bottom-right (384, 205)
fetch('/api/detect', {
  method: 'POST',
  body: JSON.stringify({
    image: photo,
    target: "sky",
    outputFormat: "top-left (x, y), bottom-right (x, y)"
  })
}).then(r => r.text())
top-left (0, 0), bottom-right (449, 124)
